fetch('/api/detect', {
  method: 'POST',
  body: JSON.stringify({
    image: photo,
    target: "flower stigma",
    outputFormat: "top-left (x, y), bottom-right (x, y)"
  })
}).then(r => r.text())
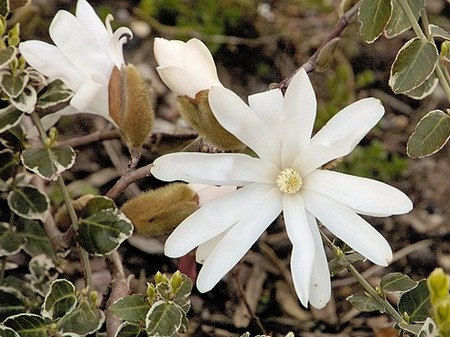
top-left (276, 168), bottom-right (303, 194)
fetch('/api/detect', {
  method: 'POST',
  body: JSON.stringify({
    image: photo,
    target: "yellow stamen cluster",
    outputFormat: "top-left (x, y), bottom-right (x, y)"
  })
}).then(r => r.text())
top-left (276, 168), bottom-right (303, 194)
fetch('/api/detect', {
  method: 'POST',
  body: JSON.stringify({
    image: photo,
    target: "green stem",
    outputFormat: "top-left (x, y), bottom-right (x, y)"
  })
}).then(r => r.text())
top-left (321, 231), bottom-right (406, 325)
top-left (396, 0), bottom-right (426, 39)
top-left (30, 112), bottom-right (93, 292)
top-left (0, 257), bottom-right (6, 285)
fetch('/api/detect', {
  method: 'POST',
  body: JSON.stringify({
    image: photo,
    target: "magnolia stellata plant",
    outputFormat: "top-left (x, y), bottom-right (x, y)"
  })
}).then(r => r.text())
top-left (0, 0), bottom-right (448, 337)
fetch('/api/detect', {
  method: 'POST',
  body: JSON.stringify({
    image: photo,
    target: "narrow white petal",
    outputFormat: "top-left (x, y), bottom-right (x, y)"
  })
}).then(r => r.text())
top-left (164, 183), bottom-right (275, 257)
top-left (151, 152), bottom-right (279, 186)
top-left (311, 98), bottom-right (384, 147)
top-left (248, 88), bottom-right (283, 133)
top-left (306, 211), bottom-right (331, 309)
top-left (209, 86), bottom-right (282, 164)
top-left (303, 170), bottom-right (413, 216)
top-left (188, 184), bottom-right (237, 206)
top-left (196, 186), bottom-right (282, 292)
top-left (302, 190), bottom-right (393, 266)
top-left (281, 69), bottom-right (317, 167)
top-left (70, 77), bottom-right (103, 112)
top-left (154, 38), bottom-right (185, 68)
top-left (156, 66), bottom-right (203, 98)
top-left (19, 41), bottom-right (84, 90)
top-left (195, 233), bottom-right (224, 264)
top-left (75, 0), bottom-right (109, 44)
top-left (50, 11), bottom-right (112, 78)
top-left (283, 193), bottom-right (315, 307)
top-left (184, 39), bottom-right (221, 85)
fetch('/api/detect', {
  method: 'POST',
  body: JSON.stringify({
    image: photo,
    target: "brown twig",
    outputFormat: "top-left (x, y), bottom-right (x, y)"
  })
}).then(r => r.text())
top-left (275, 1), bottom-right (361, 90)
top-left (105, 162), bottom-right (154, 200)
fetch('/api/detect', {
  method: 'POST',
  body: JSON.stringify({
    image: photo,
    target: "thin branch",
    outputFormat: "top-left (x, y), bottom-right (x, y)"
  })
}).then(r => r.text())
top-left (275, 1), bottom-right (360, 90)
top-left (105, 163), bottom-right (153, 200)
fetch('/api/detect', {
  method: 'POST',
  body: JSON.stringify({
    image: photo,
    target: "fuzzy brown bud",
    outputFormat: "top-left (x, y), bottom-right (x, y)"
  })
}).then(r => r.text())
top-left (121, 183), bottom-right (198, 238)
top-left (177, 90), bottom-right (244, 151)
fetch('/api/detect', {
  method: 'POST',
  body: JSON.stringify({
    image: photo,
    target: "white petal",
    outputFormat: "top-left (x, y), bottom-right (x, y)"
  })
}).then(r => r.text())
top-left (196, 186), bottom-right (282, 292)
top-left (184, 38), bottom-right (221, 85)
top-left (156, 66), bottom-right (203, 98)
top-left (248, 88), bottom-right (283, 135)
top-left (154, 38), bottom-right (185, 68)
top-left (302, 190), bottom-right (393, 266)
top-left (70, 77), bottom-right (103, 112)
top-left (188, 184), bottom-right (237, 206)
top-left (306, 211), bottom-right (331, 309)
top-left (311, 98), bottom-right (384, 147)
top-left (50, 11), bottom-right (112, 79)
top-left (164, 183), bottom-right (275, 257)
top-left (19, 41), bottom-right (84, 90)
top-left (75, 0), bottom-right (109, 44)
top-left (209, 86), bottom-right (282, 164)
top-left (303, 170), bottom-right (413, 216)
top-left (151, 152), bottom-right (279, 186)
top-left (281, 68), bottom-right (317, 167)
top-left (195, 233), bottom-right (224, 264)
top-left (283, 193), bottom-right (314, 307)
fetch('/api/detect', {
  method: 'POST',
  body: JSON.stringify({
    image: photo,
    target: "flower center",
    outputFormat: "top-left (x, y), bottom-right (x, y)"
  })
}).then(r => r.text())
top-left (276, 168), bottom-right (303, 194)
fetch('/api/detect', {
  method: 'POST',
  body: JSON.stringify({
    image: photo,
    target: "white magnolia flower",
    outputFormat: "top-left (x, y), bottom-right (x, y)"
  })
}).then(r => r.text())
top-left (151, 69), bottom-right (413, 309)
top-left (154, 37), bottom-right (222, 98)
top-left (19, 0), bottom-right (131, 127)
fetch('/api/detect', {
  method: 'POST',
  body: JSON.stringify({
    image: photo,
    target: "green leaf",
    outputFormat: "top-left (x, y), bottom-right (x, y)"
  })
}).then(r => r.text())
top-left (109, 294), bottom-right (149, 323)
top-left (358, 0), bottom-right (392, 43)
top-left (1, 72), bottom-right (29, 98)
top-left (16, 219), bottom-right (55, 258)
top-left (390, 38), bottom-right (438, 94)
top-left (0, 222), bottom-right (26, 256)
top-left (0, 105), bottom-right (23, 134)
top-left (380, 272), bottom-right (418, 293)
top-left (407, 110), bottom-right (450, 158)
top-left (429, 24), bottom-right (450, 40)
top-left (76, 196), bottom-right (133, 255)
top-left (0, 46), bottom-right (16, 68)
top-left (347, 294), bottom-right (385, 312)
top-left (36, 80), bottom-right (73, 112)
top-left (0, 287), bottom-right (27, 321)
top-left (328, 252), bottom-right (366, 276)
top-left (7, 185), bottom-right (50, 221)
top-left (42, 279), bottom-right (77, 320)
top-left (0, 149), bottom-right (19, 181)
top-left (0, 325), bottom-right (21, 337)
top-left (404, 74), bottom-right (438, 99)
top-left (10, 86), bottom-right (37, 114)
top-left (21, 145), bottom-right (76, 181)
top-left (146, 300), bottom-right (184, 337)
top-left (28, 255), bottom-right (58, 297)
top-left (3, 314), bottom-right (48, 337)
top-left (385, 0), bottom-right (425, 38)
top-left (57, 300), bottom-right (105, 335)
top-left (398, 279), bottom-right (431, 322)
top-left (114, 322), bottom-right (147, 337)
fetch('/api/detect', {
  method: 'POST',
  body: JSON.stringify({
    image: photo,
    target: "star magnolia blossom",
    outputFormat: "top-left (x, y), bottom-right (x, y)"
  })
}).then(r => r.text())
top-left (151, 69), bottom-right (413, 309)
top-left (19, 0), bottom-right (131, 128)
top-left (154, 37), bottom-right (222, 98)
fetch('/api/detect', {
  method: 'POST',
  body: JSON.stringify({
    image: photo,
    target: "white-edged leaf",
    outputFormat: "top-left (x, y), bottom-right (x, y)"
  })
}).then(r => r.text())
top-left (404, 74), bottom-right (438, 99)
top-left (21, 145), bottom-right (76, 181)
top-left (347, 294), bottom-right (385, 312)
top-left (429, 24), bottom-right (450, 40)
top-left (16, 219), bottom-right (55, 258)
top-left (358, 0), bottom-right (392, 43)
top-left (0, 287), bottom-right (27, 321)
top-left (10, 85), bottom-right (37, 114)
top-left (0, 46), bottom-right (16, 68)
top-left (36, 80), bottom-right (73, 111)
top-left (76, 196), bottom-right (133, 255)
top-left (57, 300), bottom-right (105, 335)
top-left (385, 0), bottom-right (425, 38)
top-left (398, 280), bottom-right (431, 322)
top-left (0, 222), bottom-right (26, 256)
top-left (390, 38), bottom-right (438, 93)
top-left (418, 318), bottom-right (439, 337)
top-left (114, 322), bottom-right (147, 337)
top-left (0, 148), bottom-right (20, 181)
top-left (7, 185), bottom-right (50, 221)
top-left (3, 314), bottom-right (47, 337)
top-left (0, 105), bottom-right (23, 134)
top-left (145, 300), bottom-right (184, 337)
top-left (109, 294), bottom-right (149, 323)
top-left (42, 279), bottom-right (77, 320)
top-left (407, 110), bottom-right (450, 158)
top-left (1, 72), bottom-right (29, 98)
top-left (380, 272), bottom-right (418, 293)
top-left (0, 325), bottom-right (21, 337)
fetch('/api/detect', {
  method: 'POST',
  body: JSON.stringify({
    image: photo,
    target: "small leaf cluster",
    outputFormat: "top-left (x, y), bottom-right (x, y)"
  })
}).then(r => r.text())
top-left (427, 268), bottom-right (450, 337)
top-left (1, 278), bottom-right (105, 337)
top-left (110, 271), bottom-right (193, 337)
top-left (358, 0), bottom-right (450, 158)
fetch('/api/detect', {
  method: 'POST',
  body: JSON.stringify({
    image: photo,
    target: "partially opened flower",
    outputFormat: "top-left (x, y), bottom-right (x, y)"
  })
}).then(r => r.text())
top-left (154, 38), bottom-right (222, 99)
top-left (19, 0), bottom-right (132, 127)
top-left (151, 69), bottom-right (413, 309)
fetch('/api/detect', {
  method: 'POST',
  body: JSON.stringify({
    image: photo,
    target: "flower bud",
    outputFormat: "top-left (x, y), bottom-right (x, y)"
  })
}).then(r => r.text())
top-left (109, 64), bottom-right (154, 166)
top-left (7, 23), bottom-right (20, 47)
top-left (121, 183), bottom-right (198, 238)
top-left (170, 270), bottom-right (183, 293)
top-left (434, 298), bottom-right (450, 335)
top-left (177, 90), bottom-right (244, 151)
top-left (427, 268), bottom-right (450, 305)
top-left (154, 271), bottom-right (169, 284)
top-left (315, 37), bottom-right (340, 73)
